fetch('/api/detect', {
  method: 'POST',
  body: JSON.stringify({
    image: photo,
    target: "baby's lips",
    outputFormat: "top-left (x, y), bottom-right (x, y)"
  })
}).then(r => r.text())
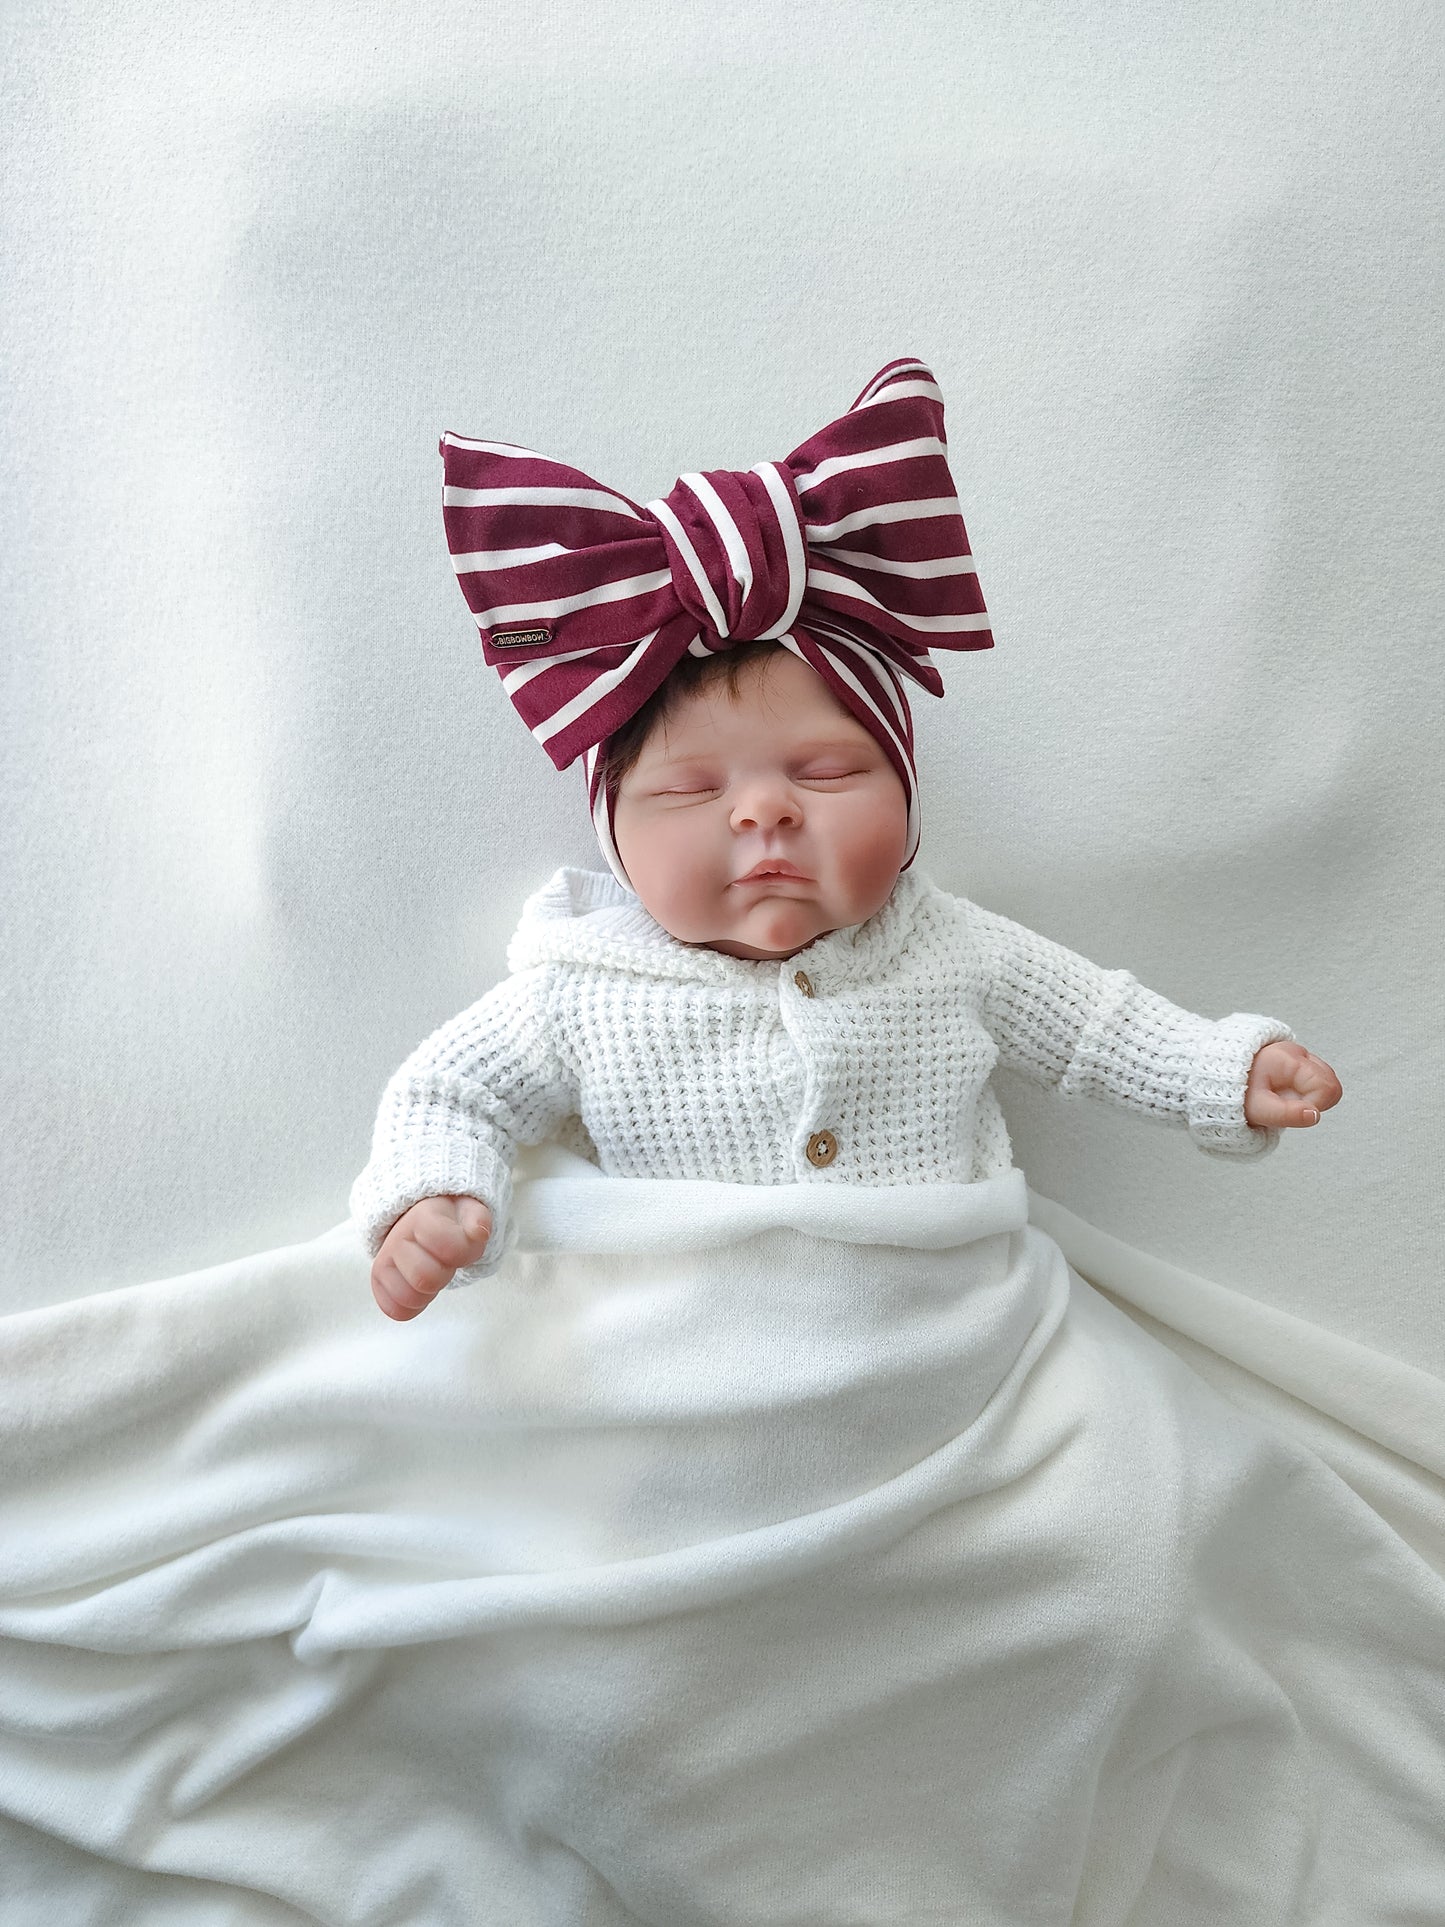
top-left (734, 864), bottom-right (812, 884)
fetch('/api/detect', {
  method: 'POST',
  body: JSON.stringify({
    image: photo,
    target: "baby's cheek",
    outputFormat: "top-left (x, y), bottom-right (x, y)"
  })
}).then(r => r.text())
top-left (837, 794), bottom-right (908, 899)
top-left (683, 832), bottom-right (739, 922)
top-left (631, 814), bottom-right (732, 937)
top-left (665, 858), bottom-right (712, 928)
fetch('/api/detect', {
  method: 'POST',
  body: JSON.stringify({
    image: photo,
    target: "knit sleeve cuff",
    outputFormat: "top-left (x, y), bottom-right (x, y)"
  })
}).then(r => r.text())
top-left (348, 1137), bottom-right (514, 1287)
top-left (1186, 1011), bottom-right (1298, 1159)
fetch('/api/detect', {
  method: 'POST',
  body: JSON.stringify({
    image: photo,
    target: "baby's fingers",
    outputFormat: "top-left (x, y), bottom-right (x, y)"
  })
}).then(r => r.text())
top-left (371, 1249), bottom-right (448, 1321)
top-left (1247, 1042), bottom-right (1343, 1129)
top-left (1285, 1053), bottom-right (1344, 1123)
top-left (1246, 1088), bottom-right (1311, 1128)
top-left (371, 1196), bottom-right (495, 1321)
top-left (1302, 1057), bottom-right (1344, 1112)
top-left (413, 1194), bottom-right (494, 1263)
top-left (373, 1215), bottom-right (459, 1317)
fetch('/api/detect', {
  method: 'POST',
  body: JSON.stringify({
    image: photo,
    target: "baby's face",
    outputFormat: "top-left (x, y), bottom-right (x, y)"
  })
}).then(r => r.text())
top-left (611, 649), bottom-right (910, 960)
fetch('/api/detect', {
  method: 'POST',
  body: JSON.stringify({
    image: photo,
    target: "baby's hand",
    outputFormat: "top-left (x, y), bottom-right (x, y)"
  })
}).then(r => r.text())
top-left (371, 1195), bottom-right (494, 1321)
top-left (1243, 1041), bottom-right (1343, 1131)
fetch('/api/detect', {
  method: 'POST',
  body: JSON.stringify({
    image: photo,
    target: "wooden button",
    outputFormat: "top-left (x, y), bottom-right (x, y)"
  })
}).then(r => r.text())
top-left (793, 969), bottom-right (816, 997)
top-left (805, 1130), bottom-right (838, 1168)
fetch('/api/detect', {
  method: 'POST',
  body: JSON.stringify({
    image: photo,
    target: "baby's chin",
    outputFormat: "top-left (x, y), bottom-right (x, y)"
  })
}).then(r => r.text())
top-left (690, 895), bottom-right (837, 961)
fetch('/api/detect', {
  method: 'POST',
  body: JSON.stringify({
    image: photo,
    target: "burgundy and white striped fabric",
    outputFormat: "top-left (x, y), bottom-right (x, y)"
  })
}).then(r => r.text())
top-left (440, 357), bottom-right (994, 886)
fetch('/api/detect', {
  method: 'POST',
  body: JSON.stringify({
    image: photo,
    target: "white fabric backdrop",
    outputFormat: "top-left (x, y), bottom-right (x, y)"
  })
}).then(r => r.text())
top-left (2, 0), bottom-right (1441, 1399)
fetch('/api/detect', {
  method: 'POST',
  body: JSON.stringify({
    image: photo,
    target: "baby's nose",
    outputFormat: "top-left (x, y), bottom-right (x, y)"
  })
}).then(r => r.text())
top-left (730, 780), bottom-right (801, 831)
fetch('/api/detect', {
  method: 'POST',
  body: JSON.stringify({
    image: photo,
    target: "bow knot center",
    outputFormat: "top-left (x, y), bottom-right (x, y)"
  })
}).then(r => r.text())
top-left (647, 462), bottom-right (808, 645)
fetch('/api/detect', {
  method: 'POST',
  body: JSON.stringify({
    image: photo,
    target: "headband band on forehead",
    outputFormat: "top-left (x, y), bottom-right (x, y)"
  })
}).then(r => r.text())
top-left (439, 356), bottom-right (994, 888)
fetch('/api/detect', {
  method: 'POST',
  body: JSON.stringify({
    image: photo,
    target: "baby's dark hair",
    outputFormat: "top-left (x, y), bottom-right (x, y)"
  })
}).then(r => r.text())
top-left (597, 638), bottom-right (785, 791)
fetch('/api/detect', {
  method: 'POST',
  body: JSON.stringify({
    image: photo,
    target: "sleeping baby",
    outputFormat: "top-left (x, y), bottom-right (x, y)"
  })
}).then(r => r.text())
top-left (350, 357), bottom-right (1342, 1321)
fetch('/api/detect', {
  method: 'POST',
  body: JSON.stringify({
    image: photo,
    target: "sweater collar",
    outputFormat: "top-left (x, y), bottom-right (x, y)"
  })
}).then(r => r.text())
top-left (507, 865), bottom-right (937, 988)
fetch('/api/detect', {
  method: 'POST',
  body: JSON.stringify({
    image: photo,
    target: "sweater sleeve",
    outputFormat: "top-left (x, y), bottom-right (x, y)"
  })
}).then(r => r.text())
top-left (348, 965), bottom-right (578, 1283)
top-left (962, 900), bottom-right (1297, 1159)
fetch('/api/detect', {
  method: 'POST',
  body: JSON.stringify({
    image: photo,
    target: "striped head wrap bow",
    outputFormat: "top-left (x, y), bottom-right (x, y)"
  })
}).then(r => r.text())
top-left (440, 356), bottom-right (994, 888)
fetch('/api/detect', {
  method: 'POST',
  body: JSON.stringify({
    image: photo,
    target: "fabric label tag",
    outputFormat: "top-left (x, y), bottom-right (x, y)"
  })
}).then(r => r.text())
top-left (489, 625), bottom-right (554, 650)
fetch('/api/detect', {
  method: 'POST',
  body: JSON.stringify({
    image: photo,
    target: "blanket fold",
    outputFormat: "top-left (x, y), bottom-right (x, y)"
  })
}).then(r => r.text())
top-left (2, 1149), bottom-right (1443, 1925)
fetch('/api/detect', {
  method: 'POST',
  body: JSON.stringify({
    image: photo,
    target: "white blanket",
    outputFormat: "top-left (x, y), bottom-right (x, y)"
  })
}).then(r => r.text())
top-left (2, 1149), bottom-right (1443, 1924)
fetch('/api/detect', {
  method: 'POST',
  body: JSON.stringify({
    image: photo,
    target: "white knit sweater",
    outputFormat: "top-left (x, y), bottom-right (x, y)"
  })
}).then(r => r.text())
top-left (350, 866), bottom-right (1296, 1281)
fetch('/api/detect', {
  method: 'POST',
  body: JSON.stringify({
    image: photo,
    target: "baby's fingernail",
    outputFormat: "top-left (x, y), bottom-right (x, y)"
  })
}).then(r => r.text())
top-left (1305, 1108), bottom-right (1320, 1123)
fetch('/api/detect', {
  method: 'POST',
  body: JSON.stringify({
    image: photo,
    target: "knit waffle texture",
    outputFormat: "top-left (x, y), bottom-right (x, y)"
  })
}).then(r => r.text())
top-left (350, 868), bottom-right (1294, 1279)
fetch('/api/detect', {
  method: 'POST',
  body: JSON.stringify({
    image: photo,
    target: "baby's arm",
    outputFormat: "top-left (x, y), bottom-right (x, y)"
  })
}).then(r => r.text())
top-left (961, 899), bottom-right (1296, 1158)
top-left (349, 964), bottom-right (577, 1306)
